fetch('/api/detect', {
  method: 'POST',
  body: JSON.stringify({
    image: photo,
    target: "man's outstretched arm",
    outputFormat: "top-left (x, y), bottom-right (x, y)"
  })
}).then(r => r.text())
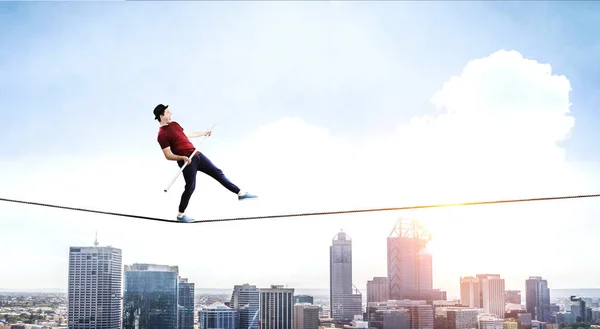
top-left (184, 130), bottom-right (212, 138)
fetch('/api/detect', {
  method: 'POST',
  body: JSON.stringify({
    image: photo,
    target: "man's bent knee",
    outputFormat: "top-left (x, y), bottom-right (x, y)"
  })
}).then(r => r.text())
top-left (184, 185), bottom-right (196, 194)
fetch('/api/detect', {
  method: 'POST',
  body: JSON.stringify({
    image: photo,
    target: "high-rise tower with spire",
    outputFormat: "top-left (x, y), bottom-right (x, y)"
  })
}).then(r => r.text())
top-left (68, 233), bottom-right (122, 329)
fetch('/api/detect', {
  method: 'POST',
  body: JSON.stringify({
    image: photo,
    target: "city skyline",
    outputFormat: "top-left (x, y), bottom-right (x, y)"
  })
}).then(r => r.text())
top-left (62, 239), bottom-right (582, 307)
top-left (5, 236), bottom-right (600, 329)
top-left (34, 225), bottom-right (579, 302)
top-left (3, 1), bottom-right (600, 300)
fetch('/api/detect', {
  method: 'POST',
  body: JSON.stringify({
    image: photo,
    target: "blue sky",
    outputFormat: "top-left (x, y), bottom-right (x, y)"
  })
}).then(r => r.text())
top-left (2, 1), bottom-right (600, 299)
top-left (1, 1), bottom-right (599, 160)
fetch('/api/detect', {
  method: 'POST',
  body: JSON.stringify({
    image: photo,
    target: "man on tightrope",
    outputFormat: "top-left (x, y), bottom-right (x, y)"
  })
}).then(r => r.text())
top-left (154, 104), bottom-right (257, 223)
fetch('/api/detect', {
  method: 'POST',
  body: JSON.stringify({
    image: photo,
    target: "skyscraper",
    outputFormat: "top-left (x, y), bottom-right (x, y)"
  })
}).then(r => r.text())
top-left (387, 219), bottom-right (433, 301)
top-left (122, 263), bottom-right (179, 329)
top-left (179, 278), bottom-right (195, 329)
top-left (231, 284), bottom-right (260, 329)
top-left (259, 285), bottom-right (294, 329)
top-left (294, 304), bottom-right (319, 329)
top-left (460, 276), bottom-right (481, 307)
top-left (525, 276), bottom-right (551, 322)
top-left (67, 239), bottom-right (122, 329)
top-left (330, 230), bottom-right (363, 323)
top-left (478, 274), bottom-right (505, 319)
top-left (367, 277), bottom-right (389, 304)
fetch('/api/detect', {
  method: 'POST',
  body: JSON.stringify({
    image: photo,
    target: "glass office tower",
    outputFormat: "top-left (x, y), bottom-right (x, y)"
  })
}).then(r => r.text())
top-left (122, 264), bottom-right (179, 329)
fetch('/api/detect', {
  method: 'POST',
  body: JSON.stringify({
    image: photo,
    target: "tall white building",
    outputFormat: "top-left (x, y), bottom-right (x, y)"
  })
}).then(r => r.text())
top-left (478, 275), bottom-right (505, 319)
top-left (68, 239), bottom-right (122, 329)
top-left (460, 276), bottom-right (481, 308)
top-left (260, 285), bottom-right (294, 329)
top-left (330, 230), bottom-right (363, 323)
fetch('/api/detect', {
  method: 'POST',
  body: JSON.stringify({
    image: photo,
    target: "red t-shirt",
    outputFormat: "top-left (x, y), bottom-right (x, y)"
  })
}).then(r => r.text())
top-left (157, 122), bottom-right (197, 157)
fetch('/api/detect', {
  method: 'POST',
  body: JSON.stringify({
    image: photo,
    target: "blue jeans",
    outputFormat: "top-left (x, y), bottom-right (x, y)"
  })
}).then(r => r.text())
top-left (177, 152), bottom-right (241, 213)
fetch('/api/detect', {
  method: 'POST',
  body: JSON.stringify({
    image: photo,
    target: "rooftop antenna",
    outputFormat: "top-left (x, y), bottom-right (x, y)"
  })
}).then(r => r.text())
top-left (94, 231), bottom-right (99, 247)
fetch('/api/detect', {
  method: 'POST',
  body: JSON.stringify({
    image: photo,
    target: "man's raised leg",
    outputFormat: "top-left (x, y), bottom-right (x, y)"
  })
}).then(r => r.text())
top-left (196, 153), bottom-right (257, 200)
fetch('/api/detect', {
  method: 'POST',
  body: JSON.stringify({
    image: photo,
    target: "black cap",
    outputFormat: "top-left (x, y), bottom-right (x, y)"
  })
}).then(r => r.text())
top-left (153, 104), bottom-right (169, 121)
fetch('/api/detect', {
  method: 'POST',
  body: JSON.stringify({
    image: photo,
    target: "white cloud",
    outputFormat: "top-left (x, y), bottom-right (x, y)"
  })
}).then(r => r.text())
top-left (226, 50), bottom-right (579, 207)
top-left (210, 49), bottom-right (592, 296)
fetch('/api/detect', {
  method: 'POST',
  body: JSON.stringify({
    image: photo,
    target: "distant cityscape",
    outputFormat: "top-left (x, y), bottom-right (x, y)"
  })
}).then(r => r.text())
top-left (2, 219), bottom-right (600, 329)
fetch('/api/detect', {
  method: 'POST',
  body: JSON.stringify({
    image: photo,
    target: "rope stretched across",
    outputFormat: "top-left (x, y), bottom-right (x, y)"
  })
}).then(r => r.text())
top-left (1, 193), bottom-right (599, 224)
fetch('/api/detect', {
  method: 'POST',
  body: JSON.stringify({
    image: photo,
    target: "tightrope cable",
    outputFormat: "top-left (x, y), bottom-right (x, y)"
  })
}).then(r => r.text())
top-left (1, 193), bottom-right (599, 224)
